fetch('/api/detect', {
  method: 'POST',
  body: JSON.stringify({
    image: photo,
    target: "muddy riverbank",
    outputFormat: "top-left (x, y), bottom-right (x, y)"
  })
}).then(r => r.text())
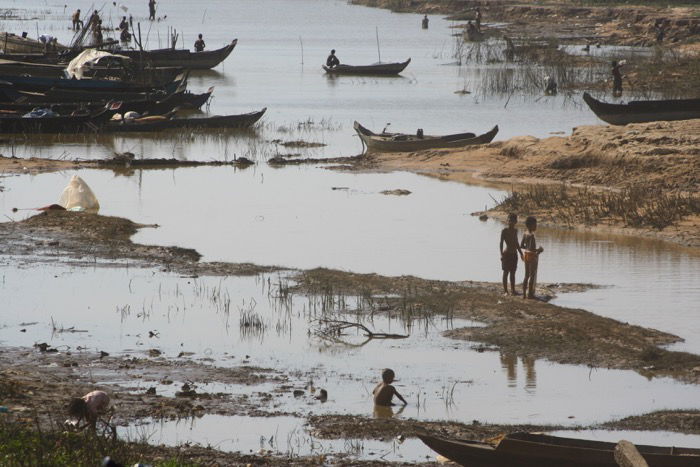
top-left (350, 119), bottom-right (700, 249)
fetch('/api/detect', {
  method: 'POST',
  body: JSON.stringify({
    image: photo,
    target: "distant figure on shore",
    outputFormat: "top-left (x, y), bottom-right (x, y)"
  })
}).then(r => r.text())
top-left (521, 216), bottom-right (544, 299)
top-left (611, 60), bottom-right (624, 96)
top-left (475, 6), bottom-right (482, 31)
top-left (148, 0), bottom-right (156, 21)
top-left (68, 390), bottom-right (111, 431)
top-left (326, 49), bottom-right (340, 68)
top-left (422, 14), bottom-right (429, 30)
top-left (71, 9), bottom-right (83, 31)
top-left (544, 75), bottom-right (557, 95)
top-left (119, 16), bottom-right (129, 31)
top-left (655, 21), bottom-right (666, 43)
top-left (194, 34), bottom-right (206, 52)
top-left (500, 213), bottom-right (524, 296)
top-left (373, 368), bottom-right (407, 407)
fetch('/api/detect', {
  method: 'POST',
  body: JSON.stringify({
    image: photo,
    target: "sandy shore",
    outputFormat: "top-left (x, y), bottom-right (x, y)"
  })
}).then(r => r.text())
top-left (351, 119), bottom-right (700, 248)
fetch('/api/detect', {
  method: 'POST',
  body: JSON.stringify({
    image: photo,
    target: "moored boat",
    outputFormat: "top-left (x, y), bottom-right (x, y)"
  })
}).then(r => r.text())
top-left (0, 102), bottom-right (121, 133)
top-left (417, 431), bottom-right (700, 467)
top-left (105, 107), bottom-right (266, 132)
top-left (116, 39), bottom-right (238, 69)
top-left (322, 58), bottom-right (410, 76)
top-left (354, 121), bottom-right (498, 152)
top-left (582, 92), bottom-right (700, 125)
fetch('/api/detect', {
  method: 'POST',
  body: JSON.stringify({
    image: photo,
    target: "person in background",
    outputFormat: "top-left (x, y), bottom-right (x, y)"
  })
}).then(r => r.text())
top-left (373, 368), bottom-right (407, 407)
top-left (612, 60), bottom-right (624, 96)
top-left (520, 216), bottom-right (544, 299)
top-left (422, 14), bottom-right (429, 30)
top-left (148, 0), bottom-right (156, 21)
top-left (194, 34), bottom-right (206, 52)
top-left (72, 9), bottom-right (83, 31)
top-left (475, 6), bottom-right (482, 31)
top-left (499, 213), bottom-right (524, 296)
top-left (326, 49), bottom-right (340, 68)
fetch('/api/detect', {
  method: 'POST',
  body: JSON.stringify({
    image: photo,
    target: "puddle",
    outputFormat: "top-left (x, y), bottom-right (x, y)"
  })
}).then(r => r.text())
top-left (119, 414), bottom-right (435, 463)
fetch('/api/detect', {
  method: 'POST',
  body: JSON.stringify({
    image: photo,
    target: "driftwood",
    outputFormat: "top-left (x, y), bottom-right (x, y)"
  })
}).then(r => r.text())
top-left (614, 440), bottom-right (649, 467)
top-left (314, 319), bottom-right (408, 346)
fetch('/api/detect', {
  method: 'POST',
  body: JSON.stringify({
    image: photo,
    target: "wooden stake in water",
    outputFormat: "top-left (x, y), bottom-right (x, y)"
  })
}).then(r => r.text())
top-left (299, 36), bottom-right (304, 65)
top-left (376, 26), bottom-right (381, 63)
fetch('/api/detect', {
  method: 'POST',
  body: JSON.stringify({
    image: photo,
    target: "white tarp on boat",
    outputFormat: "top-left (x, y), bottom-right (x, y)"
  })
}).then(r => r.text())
top-left (65, 49), bottom-right (130, 79)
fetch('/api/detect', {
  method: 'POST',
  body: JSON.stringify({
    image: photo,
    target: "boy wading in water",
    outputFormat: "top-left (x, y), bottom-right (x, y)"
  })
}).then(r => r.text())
top-left (373, 368), bottom-right (407, 407)
top-left (521, 216), bottom-right (544, 299)
top-left (499, 213), bottom-right (523, 295)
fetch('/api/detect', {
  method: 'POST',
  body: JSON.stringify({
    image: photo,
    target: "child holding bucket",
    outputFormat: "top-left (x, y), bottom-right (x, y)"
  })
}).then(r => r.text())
top-left (521, 216), bottom-right (544, 299)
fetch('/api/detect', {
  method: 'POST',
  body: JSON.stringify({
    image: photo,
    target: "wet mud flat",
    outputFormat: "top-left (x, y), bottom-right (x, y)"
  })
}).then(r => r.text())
top-left (2, 211), bottom-right (700, 462)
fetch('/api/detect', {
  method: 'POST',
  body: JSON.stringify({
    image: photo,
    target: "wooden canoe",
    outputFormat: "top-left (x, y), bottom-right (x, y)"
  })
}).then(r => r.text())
top-left (354, 121), bottom-right (498, 152)
top-left (417, 431), bottom-right (700, 467)
top-left (117, 40), bottom-right (237, 69)
top-left (582, 92), bottom-right (700, 125)
top-left (104, 107), bottom-right (266, 132)
top-left (322, 58), bottom-right (410, 76)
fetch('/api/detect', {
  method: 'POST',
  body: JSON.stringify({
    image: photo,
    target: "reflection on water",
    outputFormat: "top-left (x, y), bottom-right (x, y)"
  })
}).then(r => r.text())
top-left (119, 414), bottom-right (433, 463)
top-left (373, 405), bottom-right (405, 419)
top-left (500, 353), bottom-right (536, 391)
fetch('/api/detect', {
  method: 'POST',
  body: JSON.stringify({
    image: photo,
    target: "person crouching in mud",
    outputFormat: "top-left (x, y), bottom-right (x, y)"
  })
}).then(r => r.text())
top-left (67, 390), bottom-right (111, 431)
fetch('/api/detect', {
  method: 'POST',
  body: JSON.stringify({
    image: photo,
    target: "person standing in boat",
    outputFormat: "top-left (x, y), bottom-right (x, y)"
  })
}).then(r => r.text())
top-left (422, 15), bottom-right (429, 30)
top-left (148, 0), bottom-right (156, 21)
top-left (194, 34), bottom-right (206, 52)
top-left (326, 49), bottom-right (340, 68)
top-left (611, 60), bottom-right (624, 96)
top-left (71, 9), bottom-right (83, 31)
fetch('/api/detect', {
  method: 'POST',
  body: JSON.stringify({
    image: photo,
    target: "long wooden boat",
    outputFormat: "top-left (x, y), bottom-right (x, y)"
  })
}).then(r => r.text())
top-left (0, 71), bottom-right (186, 93)
top-left (116, 40), bottom-right (237, 69)
top-left (322, 58), bottom-right (410, 76)
top-left (417, 431), bottom-right (700, 467)
top-left (582, 92), bottom-right (700, 125)
top-left (0, 102), bottom-right (121, 133)
top-left (354, 121), bottom-right (498, 152)
top-left (104, 107), bottom-right (266, 132)
top-left (0, 87), bottom-right (213, 115)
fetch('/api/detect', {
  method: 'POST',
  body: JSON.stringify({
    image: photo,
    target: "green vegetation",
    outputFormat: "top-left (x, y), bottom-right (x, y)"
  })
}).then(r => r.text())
top-left (0, 416), bottom-right (194, 467)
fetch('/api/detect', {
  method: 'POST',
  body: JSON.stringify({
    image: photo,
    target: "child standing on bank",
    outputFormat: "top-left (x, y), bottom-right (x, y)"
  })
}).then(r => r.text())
top-left (521, 216), bottom-right (544, 299)
top-left (499, 213), bottom-right (524, 295)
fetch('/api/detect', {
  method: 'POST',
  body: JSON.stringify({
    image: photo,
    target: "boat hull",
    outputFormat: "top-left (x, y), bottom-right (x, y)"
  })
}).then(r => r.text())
top-left (418, 432), bottom-right (700, 467)
top-left (323, 58), bottom-right (410, 76)
top-left (583, 92), bottom-right (700, 125)
top-left (105, 108), bottom-right (266, 132)
top-left (118, 40), bottom-right (237, 69)
top-left (354, 121), bottom-right (498, 152)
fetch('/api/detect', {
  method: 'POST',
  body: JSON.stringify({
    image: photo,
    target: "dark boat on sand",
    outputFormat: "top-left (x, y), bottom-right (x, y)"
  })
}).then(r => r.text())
top-left (582, 92), bottom-right (700, 125)
top-left (117, 40), bottom-right (238, 69)
top-left (417, 431), bottom-right (700, 467)
top-left (0, 102), bottom-right (121, 133)
top-left (354, 121), bottom-right (498, 152)
top-left (323, 58), bottom-right (410, 76)
top-left (105, 107), bottom-right (266, 132)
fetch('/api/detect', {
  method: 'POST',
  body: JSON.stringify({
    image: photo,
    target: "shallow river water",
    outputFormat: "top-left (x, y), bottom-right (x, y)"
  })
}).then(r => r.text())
top-left (1, 0), bottom-right (700, 460)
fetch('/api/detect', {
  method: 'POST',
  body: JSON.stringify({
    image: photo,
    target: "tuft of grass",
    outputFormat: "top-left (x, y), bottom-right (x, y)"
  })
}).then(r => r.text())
top-left (497, 183), bottom-right (700, 229)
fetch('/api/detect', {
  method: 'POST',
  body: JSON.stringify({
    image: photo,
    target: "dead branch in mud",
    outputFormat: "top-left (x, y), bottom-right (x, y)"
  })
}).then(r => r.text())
top-left (314, 319), bottom-right (409, 343)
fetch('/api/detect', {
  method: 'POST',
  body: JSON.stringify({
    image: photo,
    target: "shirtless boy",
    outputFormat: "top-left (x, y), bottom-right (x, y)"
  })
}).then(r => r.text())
top-left (500, 213), bottom-right (523, 295)
top-left (373, 368), bottom-right (407, 407)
